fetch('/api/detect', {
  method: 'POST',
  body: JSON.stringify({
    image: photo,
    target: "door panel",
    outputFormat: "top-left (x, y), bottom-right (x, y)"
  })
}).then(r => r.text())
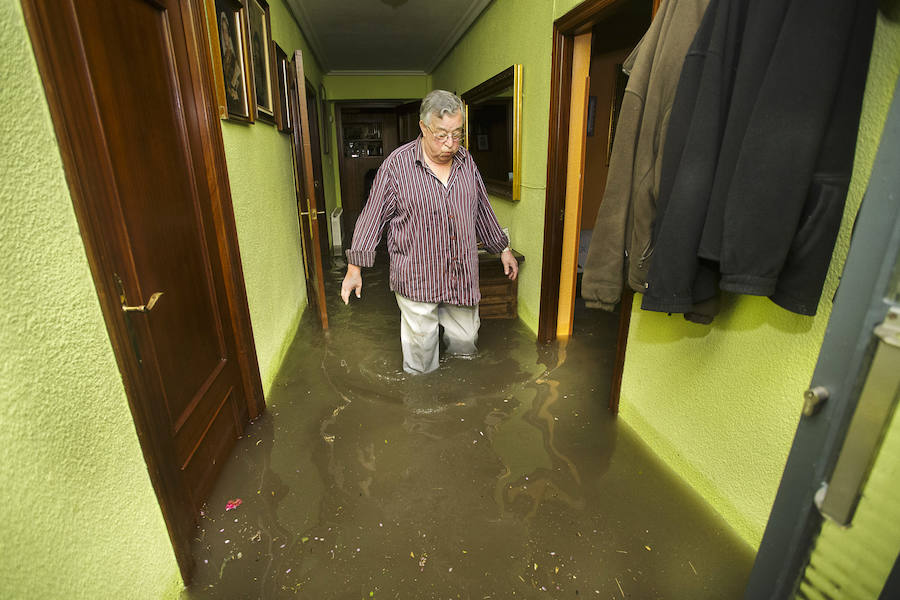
top-left (24, 0), bottom-right (264, 582)
top-left (305, 82), bottom-right (331, 262)
top-left (289, 51), bottom-right (329, 329)
top-left (74, 0), bottom-right (244, 514)
top-left (77, 2), bottom-right (230, 423)
top-left (397, 100), bottom-right (421, 144)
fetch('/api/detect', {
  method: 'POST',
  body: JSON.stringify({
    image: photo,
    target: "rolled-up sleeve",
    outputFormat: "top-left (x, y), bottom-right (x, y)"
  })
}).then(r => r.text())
top-left (346, 164), bottom-right (396, 267)
top-left (472, 163), bottom-right (509, 254)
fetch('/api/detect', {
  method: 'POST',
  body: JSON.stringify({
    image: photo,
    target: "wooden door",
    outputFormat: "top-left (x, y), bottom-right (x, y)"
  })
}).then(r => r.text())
top-left (305, 81), bottom-right (331, 263)
top-left (289, 51), bottom-right (329, 329)
top-left (397, 100), bottom-right (421, 144)
top-left (336, 105), bottom-right (401, 240)
top-left (23, 0), bottom-right (264, 582)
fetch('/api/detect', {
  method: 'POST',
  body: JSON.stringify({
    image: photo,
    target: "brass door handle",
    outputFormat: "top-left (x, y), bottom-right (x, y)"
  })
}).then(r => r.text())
top-left (122, 291), bottom-right (163, 313)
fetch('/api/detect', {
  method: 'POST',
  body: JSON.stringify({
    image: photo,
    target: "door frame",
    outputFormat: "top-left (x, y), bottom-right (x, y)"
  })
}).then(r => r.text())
top-left (304, 79), bottom-right (331, 264)
top-left (22, 0), bottom-right (265, 582)
top-left (537, 0), bottom-right (656, 414)
top-left (745, 76), bottom-right (900, 600)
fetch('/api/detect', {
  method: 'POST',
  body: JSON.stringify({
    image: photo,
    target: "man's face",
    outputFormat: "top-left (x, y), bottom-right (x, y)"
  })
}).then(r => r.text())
top-left (420, 111), bottom-right (465, 165)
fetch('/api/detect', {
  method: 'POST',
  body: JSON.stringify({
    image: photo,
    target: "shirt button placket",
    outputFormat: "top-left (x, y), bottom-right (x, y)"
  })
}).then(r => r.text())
top-left (447, 190), bottom-right (459, 303)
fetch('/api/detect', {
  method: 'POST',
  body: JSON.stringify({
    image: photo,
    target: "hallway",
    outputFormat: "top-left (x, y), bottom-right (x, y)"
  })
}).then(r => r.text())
top-left (183, 260), bottom-right (753, 598)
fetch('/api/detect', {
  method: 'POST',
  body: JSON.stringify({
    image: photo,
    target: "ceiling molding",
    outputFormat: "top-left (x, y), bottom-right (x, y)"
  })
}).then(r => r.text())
top-left (284, 0), bottom-right (331, 73)
top-left (425, 0), bottom-right (493, 73)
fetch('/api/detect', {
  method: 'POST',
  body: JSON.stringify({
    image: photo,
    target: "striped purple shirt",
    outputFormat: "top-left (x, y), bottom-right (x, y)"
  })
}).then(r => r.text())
top-left (346, 136), bottom-right (509, 306)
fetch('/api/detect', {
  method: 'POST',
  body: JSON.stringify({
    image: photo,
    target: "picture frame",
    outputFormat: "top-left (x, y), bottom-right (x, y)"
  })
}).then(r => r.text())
top-left (476, 133), bottom-right (489, 151)
top-left (274, 42), bottom-right (291, 133)
top-left (247, 0), bottom-right (276, 124)
top-left (319, 84), bottom-right (329, 154)
top-left (213, 0), bottom-right (254, 122)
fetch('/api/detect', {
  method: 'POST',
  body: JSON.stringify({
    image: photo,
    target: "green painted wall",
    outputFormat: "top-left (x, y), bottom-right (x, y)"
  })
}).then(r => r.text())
top-left (322, 73), bottom-right (431, 101)
top-left (0, 2), bottom-right (181, 597)
top-left (619, 13), bottom-right (900, 548)
top-left (219, 0), bottom-right (331, 395)
top-left (432, 0), bottom-right (558, 333)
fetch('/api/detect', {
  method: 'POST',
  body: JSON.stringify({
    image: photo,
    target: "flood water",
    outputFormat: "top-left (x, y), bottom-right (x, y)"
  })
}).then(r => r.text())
top-left (183, 259), bottom-right (754, 599)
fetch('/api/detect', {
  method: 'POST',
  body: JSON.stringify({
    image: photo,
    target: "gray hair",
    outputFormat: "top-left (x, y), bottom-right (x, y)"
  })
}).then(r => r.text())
top-left (419, 90), bottom-right (464, 126)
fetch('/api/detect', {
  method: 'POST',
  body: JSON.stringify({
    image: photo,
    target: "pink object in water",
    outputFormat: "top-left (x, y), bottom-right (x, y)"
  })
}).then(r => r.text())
top-left (225, 498), bottom-right (242, 511)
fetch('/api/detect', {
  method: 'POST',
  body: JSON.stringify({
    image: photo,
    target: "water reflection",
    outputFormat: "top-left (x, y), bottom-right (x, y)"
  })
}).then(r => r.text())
top-left (183, 260), bottom-right (753, 598)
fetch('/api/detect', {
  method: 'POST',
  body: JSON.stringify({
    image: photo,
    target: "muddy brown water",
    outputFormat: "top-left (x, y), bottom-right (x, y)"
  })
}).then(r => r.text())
top-left (183, 260), bottom-right (753, 599)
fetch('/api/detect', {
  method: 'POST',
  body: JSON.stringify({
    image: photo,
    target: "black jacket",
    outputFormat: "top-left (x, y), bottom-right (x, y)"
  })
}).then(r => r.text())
top-left (641, 0), bottom-right (877, 316)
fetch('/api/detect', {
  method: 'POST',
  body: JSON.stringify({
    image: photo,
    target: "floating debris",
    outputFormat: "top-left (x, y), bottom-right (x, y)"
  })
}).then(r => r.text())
top-left (615, 577), bottom-right (624, 598)
top-left (225, 499), bottom-right (242, 511)
top-left (689, 561), bottom-right (697, 575)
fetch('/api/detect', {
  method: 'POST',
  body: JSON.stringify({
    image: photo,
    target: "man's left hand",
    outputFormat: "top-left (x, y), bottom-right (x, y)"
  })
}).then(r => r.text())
top-left (501, 248), bottom-right (518, 280)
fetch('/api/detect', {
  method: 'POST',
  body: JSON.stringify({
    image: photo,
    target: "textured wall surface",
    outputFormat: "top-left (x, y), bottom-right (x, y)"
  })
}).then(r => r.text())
top-left (619, 13), bottom-right (900, 548)
top-left (221, 0), bottom-right (329, 395)
top-left (0, 2), bottom-right (181, 597)
top-left (431, 0), bottom-right (557, 332)
top-left (554, 0), bottom-right (588, 19)
top-left (322, 73), bottom-right (431, 101)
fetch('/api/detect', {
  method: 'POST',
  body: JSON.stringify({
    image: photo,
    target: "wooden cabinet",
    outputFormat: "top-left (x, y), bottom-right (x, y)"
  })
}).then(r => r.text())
top-left (478, 249), bottom-right (524, 319)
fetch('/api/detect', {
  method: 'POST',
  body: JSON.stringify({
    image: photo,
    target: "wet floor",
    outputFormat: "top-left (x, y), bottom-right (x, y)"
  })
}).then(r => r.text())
top-left (183, 259), bottom-right (754, 599)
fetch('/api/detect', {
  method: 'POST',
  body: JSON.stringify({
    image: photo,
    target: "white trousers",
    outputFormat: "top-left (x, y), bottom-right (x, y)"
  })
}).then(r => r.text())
top-left (395, 293), bottom-right (480, 375)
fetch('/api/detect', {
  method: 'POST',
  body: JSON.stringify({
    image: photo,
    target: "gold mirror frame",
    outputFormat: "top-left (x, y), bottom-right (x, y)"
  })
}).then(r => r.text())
top-left (461, 64), bottom-right (523, 201)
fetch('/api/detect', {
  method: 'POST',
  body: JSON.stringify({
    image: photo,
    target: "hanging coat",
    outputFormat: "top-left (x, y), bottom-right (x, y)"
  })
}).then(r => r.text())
top-left (642, 0), bottom-right (878, 316)
top-left (581, 0), bottom-right (710, 311)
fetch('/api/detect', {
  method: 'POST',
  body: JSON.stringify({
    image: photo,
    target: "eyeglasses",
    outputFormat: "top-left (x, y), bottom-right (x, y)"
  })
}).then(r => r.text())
top-left (427, 126), bottom-right (465, 144)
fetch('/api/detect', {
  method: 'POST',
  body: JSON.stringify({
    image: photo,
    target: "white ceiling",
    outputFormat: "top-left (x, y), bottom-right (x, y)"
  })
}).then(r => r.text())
top-left (285, 0), bottom-right (494, 74)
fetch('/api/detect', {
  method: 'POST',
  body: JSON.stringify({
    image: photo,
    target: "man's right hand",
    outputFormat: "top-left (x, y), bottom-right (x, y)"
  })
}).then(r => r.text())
top-left (341, 264), bottom-right (363, 304)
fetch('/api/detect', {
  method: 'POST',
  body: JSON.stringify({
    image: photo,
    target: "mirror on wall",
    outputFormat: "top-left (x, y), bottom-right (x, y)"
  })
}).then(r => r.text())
top-left (461, 64), bottom-right (523, 201)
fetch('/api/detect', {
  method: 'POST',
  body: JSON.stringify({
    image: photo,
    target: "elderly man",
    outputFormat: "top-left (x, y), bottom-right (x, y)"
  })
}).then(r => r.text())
top-left (341, 90), bottom-right (518, 375)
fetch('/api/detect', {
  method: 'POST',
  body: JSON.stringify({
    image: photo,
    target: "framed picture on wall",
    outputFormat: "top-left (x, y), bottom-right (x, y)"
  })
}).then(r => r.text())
top-left (247, 0), bottom-right (276, 123)
top-left (274, 43), bottom-right (291, 133)
top-left (213, 0), bottom-right (254, 122)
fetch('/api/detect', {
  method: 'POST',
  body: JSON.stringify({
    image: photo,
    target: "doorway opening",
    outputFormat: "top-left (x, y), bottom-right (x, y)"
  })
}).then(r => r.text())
top-left (538, 0), bottom-right (653, 414)
top-left (334, 102), bottom-right (420, 255)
